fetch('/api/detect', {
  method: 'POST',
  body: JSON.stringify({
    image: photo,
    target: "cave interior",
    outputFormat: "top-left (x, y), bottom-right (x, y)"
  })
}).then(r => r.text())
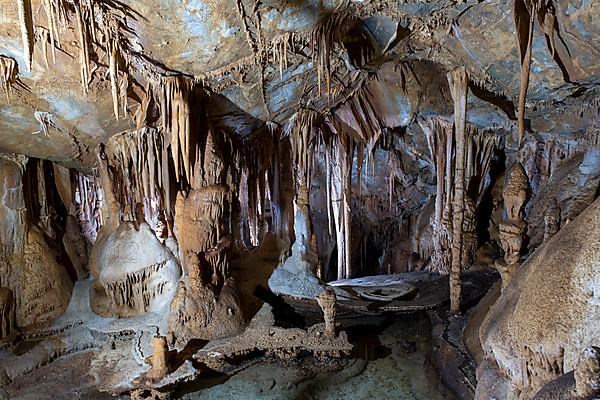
top-left (0, 0), bottom-right (599, 399)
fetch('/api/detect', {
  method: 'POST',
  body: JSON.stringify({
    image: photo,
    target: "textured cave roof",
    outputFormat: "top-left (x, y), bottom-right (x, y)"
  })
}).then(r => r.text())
top-left (0, 0), bottom-right (598, 168)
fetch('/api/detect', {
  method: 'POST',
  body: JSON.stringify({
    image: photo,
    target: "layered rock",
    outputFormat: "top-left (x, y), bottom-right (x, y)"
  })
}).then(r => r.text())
top-left (20, 225), bottom-right (73, 327)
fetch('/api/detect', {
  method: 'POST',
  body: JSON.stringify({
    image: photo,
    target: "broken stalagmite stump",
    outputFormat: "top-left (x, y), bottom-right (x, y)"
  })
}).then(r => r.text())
top-left (316, 288), bottom-right (337, 337)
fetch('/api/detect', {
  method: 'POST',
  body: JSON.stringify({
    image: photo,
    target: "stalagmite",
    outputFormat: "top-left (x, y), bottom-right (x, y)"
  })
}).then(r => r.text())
top-left (268, 110), bottom-right (324, 299)
top-left (147, 336), bottom-right (170, 380)
top-left (0, 56), bottom-right (18, 103)
top-left (496, 162), bottom-right (529, 289)
top-left (167, 117), bottom-right (244, 344)
top-left (16, 0), bottom-right (34, 71)
top-left (328, 133), bottom-right (354, 280)
top-left (447, 66), bottom-right (468, 314)
top-left (316, 288), bottom-right (337, 337)
top-left (423, 117), bottom-right (454, 275)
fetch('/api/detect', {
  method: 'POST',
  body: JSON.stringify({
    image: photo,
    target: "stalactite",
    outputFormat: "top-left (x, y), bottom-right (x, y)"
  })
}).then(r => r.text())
top-left (16, 0), bottom-right (34, 71)
top-left (43, 0), bottom-right (58, 62)
top-left (514, 0), bottom-right (536, 145)
top-left (275, 109), bottom-right (321, 270)
top-left (422, 117), bottom-right (454, 275)
top-left (96, 145), bottom-right (121, 232)
top-left (272, 33), bottom-right (290, 79)
top-left (310, 10), bottom-right (357, 96)
top-left (158, 76), bottom-right (194, 183)
top-left (0, 56), bottom-right (18, 104)
top-left (422, 76), bottom-right (499, 301)
top-left (35, 27), bottom-right (50, 70)
top-left (106, 128), bottom-right (167, 231)
top-left (514, 0), bottom-right (577, 145)
top-left (75, 0), bottom-right (90, 95)
top-left (73, 171), bottom-right (101, 242)
top-left (108, 39), bottom-right (120, 120)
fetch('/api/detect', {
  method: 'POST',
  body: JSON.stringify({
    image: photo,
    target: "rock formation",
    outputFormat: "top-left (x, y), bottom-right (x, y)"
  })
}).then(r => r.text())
top-left (496, 162), bottom-right (529, 289)
top-left (0, 0), bottom-right (597, 398)
top-left (575, 347), bottom-right (600, 399)
top-left (167, 113), bottom-right (245, 345)
top-left (89, 222), bottom-right (181, 317)
top-left (269, 110), bottom-right (325, 299)
top-left (478, 197), bottom-right (600, 399)
top-left (316, 288), bottom-right (337, 337)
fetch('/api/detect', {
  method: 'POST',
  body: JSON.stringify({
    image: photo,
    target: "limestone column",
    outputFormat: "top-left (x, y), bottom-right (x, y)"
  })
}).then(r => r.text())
top-left (447, 66), bottom-right (468, 314)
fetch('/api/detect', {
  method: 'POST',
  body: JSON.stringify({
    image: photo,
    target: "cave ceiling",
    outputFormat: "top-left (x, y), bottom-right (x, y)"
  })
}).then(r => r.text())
top-left (0, 0), bottom-right (598, 169)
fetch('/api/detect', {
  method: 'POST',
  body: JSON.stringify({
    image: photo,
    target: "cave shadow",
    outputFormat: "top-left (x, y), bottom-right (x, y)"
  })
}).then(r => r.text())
top-left (344, 316), bottom-right (394, 361)
top-left (169, 338), bottom-right (209, 372)
top-left (254, 285), bottom-right (307, 329)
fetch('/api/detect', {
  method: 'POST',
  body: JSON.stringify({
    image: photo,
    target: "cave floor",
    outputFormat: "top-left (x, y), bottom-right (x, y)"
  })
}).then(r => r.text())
top-left (4, 313), bottom-right (455, 400)
top-left (175, 314), bottom-right (455, 400)
top-left (5, 351), bottom-right (127, 400)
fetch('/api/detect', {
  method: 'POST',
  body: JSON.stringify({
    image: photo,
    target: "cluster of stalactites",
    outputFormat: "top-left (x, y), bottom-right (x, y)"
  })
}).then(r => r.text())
top-left (73, 171), bottom-right (102, 242)
top-left (157, 75), bottom-right (198, 185)
top-left (104, 261), bottom-right (170, 313)
top-left (235, 122), bottom-right (282, 245)
top-left (286, 109), bottom-right (320, 190)
top-left (30, 0), bottom-right (130, 110)
top-left (422, 116), bottom-right (500, 275)
top-left (0, 56), bottom-right (18, 103)
top-left (310, 10), bottom-right (357, 96)
top-left (105, 128), bottom-right (170, 231)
